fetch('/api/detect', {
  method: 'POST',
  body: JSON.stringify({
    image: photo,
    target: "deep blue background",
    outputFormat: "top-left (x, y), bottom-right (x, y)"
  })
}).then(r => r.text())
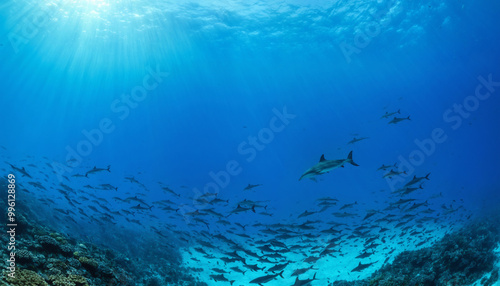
top-left (1, 0), bottom-right (499, 228)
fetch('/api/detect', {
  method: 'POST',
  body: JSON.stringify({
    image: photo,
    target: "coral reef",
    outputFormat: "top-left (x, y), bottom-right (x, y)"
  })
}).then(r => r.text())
top-left (0, 213), bottom-right (206, 286)
top-left (16, 249), bottom-right (34, 264)
top-left (5, 268), bottom-right (48, 286)
top-left (48, 274), bottom-right (89, 286)
top-left (77, 257), bottom-right (99, 274)
top-left (332, 212), bottom-right (500, 286)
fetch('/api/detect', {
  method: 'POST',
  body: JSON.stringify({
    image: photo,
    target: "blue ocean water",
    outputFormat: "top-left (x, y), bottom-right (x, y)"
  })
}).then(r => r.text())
top-left (1, 0), bottom-right (500, 285)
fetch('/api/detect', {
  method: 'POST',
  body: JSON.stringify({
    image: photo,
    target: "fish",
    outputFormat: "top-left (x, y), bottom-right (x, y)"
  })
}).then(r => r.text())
top-left (351, 261), bottom-right (378, 272)
top-left (347, 137), bottom-right (369, 145)
top-left (381, 109), bottom-right (400, 119)
top-left (85, 165), bottom-right (110, 177)
top-left (388, 116), bottom-right (410, 124)
top-left (249, 270), bottom-right (284, 285)
top-left (7, 163), bottom-right (32, 178)
top-left (299, 151), bottom-right (359, 181)
top-left (244, 183), bottom-right (263, 191)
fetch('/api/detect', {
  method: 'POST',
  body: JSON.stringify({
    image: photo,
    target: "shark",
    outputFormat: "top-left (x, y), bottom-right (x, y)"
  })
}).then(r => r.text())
top-left (299, 151), bottom-right (359, 181)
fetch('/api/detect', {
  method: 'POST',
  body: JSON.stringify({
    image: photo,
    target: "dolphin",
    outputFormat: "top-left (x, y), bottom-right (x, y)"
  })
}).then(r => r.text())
top-left (351, 261), bottom-right (377, 272)
top-left (298, 210), bottom-right (316, 218)
top-left (226, 204), bottom-right (255, 217)
top-left (388, 116), bottom-right (410, 124)
top-left (131, 204), bottom-right (152, 211)
top-left (292, 273), bottom-right (317, 286)
top-left (85, 165), bottom-right (110, 177)
top-left (381, 109), bottom-right (400, 119)
top-left (244, 183), bottom-right (263, 191)
top-left (377, 163), bottom-right (396, 171)
top-left (209, 274), bottom-right (234, 285)
top-left (7, 163), bottom-right (32, 178)
top-left (268, 262), bottom-right (290, 273)
top-left (383, 169), bottom-right (406, 178)
top-left (404, 173), bottom-right (430, 187)
top-left (347, 137), bottom-right (369, 145)
top-left (299, 151), bottom-right (359, 181)
top-left (249, 270), bottom-right (284, 285)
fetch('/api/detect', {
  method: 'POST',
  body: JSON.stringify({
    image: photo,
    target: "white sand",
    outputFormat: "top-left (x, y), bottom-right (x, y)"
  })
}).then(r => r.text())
top-left (181, 220), bottom-right (453, 285)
